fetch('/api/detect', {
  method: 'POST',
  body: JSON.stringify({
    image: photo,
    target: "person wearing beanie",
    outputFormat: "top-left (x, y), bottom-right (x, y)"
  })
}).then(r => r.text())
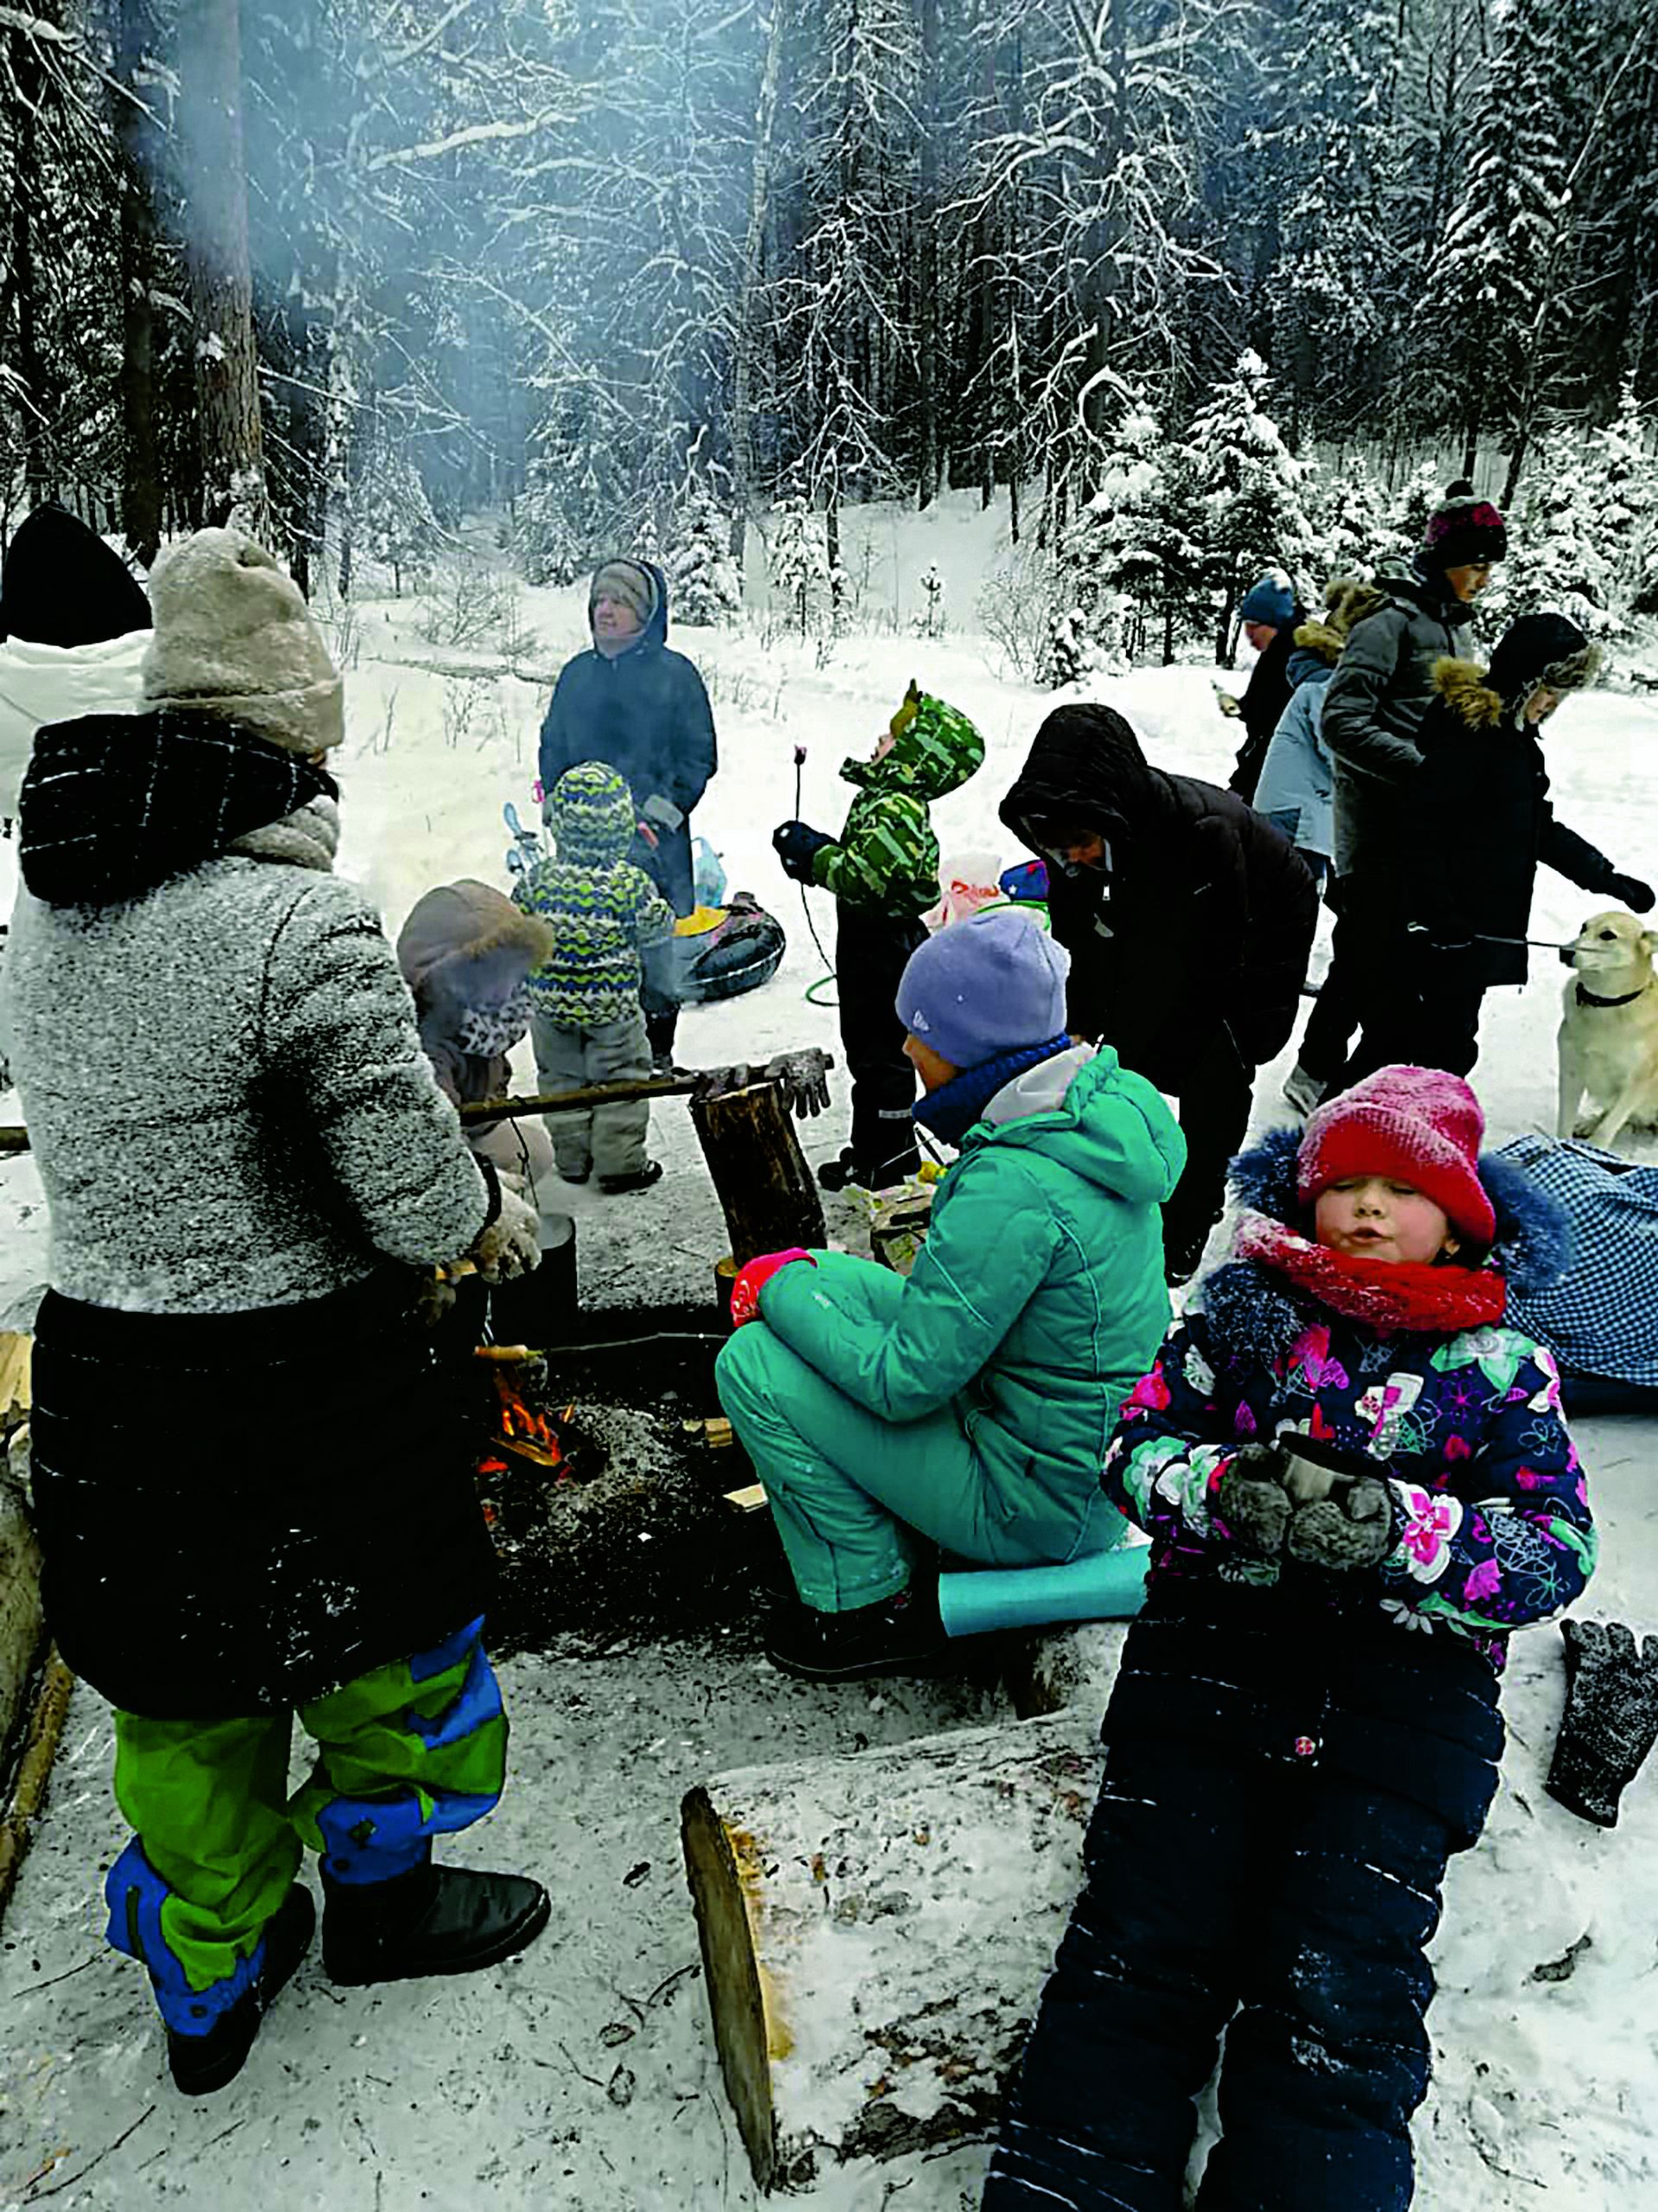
top-left (772, 679), bottom-right (985, 1192)
top-left (510, 760), bottom-right (678, 1193)
top-left (1337, 609), bottom-right (1653, 1084)
top-left (537, 555), bottom-right (718, 1072)
top-left (0, 527), bottom-right (552, 2094)
top-left (715, 907), bottom-right (1185, 1683)
top-left (0, 504), bottom-right (153, 833)
top-left (1000, 700), bottom-right (1318, 1282)
top-left (1224, 570), bottom-right (1307, 804)
top-left (986, 1064), bottom-right (1593, 2212)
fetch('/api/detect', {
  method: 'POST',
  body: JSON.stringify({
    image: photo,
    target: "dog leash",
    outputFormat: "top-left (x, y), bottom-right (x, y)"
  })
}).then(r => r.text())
top-left (1405, 922), bottom-right (1571, 952)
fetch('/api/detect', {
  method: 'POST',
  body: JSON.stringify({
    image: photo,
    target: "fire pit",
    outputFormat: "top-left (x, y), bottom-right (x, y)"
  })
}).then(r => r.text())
top-left (465, 1305), bottom-right (788, 1657)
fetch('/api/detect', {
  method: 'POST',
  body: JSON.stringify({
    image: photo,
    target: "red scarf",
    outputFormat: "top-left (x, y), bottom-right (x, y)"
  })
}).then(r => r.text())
top-left (1231, 1210), bottom-right (1507, 1335)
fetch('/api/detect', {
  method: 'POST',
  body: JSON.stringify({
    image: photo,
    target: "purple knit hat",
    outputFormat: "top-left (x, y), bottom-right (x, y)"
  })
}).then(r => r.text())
top-left (896, 910), bottom-right (1070, 1069)
top-left (1298, 1065), bottom-right (1496, 1245)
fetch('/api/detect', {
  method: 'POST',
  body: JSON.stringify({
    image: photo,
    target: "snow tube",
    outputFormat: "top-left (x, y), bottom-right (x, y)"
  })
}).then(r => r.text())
top-left (673, 891), bottom-right (786, 1005)
top-left (937, 1541), bottom-right (1152, 1637)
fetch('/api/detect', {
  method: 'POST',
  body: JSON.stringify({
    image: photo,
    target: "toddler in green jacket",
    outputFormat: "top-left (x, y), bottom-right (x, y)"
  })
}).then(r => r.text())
top-left (716, 908), bottom-right (1186, 1682)
top-left (772, 681), bottom-right (984, 1192)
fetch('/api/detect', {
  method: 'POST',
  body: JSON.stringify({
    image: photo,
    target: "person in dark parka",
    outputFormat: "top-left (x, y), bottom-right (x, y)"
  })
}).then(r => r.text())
top-left (1342, 611), bottom-right (1654, 1081)
top-left (537, 557), bottom-right (718, 1069)
top-left (1001, 702), bottom-right (1318, 1282)
top-left (1225, 571), bottom-right (1305, 804)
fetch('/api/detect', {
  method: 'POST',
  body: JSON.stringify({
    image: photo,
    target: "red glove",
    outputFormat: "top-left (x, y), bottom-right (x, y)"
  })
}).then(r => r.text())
top-left (728, 1248), bottom-right (815, 1328)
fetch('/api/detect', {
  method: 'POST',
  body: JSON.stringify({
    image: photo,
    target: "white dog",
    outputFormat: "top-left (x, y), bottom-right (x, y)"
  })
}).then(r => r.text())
top-left (1557, 909), bottom-right (1658, 1148)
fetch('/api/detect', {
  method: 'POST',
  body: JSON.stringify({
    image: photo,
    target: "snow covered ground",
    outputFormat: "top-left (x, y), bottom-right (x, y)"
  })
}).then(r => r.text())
top-left (3, 494), bottom-right (1658, 2209)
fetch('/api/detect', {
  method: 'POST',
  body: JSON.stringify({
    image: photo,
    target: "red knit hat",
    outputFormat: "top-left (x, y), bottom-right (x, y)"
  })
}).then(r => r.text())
top-left (1297, 1065), bottom-right (1496, 1245)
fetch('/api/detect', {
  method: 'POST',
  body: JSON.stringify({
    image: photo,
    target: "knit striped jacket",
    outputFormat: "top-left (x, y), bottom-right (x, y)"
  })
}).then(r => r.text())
top-left (512, 761), bottom-right (677, 1030)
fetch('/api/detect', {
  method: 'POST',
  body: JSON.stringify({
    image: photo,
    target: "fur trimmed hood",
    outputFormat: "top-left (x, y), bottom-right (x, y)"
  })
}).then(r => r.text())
top-left (1292, 578), bottom-right (1388, 666)
top-left (396, 879), bottom-right (555, 1013)
top-left (1195, 1123), bottom-right (1572, 1374)
top-left (1433, 612), bottom-right (1601, 728)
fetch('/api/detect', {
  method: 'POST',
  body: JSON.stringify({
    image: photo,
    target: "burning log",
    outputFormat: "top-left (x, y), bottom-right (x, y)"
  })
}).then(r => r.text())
top-left (680, 1708), bottom-right (1102, 2190)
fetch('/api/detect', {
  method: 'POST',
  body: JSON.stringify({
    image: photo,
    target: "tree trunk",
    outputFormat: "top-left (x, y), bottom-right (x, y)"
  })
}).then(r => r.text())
top-left (176, 0), bottom-right (269, 542)
top-left (680, 1708), bottom-right (1103, 2190)
top-left (729, 0), bottom-right (787, 572)
top-left (7, 20), bottom-right (50, 504)
top-left (914, 0), bottom-right (942, 509)
top-left (114, 0), bottom-right (164, 567)
top-left (687, 1080), bottom-right (826, 1265)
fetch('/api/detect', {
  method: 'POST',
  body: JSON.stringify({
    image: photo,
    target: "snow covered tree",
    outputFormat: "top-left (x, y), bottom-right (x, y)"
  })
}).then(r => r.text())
top-left (353, 434), bottom-right (443, 596)
top-left (1503, 439), bottom-right (1621, 640)
top-left (1063, 391), bottom-right (1196, 663)
top-left (1307, 466), bottom-right (1403, 586)
top-left (767, 491), bottom-right (830, 640)
top-left (1180, 352), bottom-right (1319, 659)
top-left (664, 479), bottom-right (742, 625)
top-left (1037, 605), bottom-right (1100, 690)
top-left (1588, 379), bottom-right (1658, 615)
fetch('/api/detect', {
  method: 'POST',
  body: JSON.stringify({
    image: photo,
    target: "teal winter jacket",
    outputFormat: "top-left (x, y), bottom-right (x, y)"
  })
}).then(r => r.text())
top-left (756, 1044), bottom-right (1186, 1555)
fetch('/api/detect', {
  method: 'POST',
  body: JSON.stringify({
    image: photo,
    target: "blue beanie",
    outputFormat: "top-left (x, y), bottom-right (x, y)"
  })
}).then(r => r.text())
top-left (1238, 574), bottom-right (1296, 628)
top-left (895, 910), bottom-right (1071, 1070)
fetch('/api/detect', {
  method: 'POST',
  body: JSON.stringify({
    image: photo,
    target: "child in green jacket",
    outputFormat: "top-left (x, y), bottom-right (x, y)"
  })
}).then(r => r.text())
top-left (716, 909), bottom-right (1185, 1682)
top-left (773, 681), bottom-right (984, 1191)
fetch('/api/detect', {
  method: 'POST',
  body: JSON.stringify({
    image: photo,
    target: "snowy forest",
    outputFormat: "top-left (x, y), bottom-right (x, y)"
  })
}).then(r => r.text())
top-left (7, 0), bottom-right (1658, 664)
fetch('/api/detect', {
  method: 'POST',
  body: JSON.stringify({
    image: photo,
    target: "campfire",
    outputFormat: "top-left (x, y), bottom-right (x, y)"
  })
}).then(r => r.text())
top-left (476, 1349), bottom-right (600, 1480)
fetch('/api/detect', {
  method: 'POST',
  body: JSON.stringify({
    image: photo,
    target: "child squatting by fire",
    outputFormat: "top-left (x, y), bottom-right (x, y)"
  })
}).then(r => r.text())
top-left (984, 1064), bottom-right (1595, 2212)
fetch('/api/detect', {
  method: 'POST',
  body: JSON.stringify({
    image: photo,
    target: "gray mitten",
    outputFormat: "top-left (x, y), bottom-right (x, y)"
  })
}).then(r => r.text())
top-left (1287, 1476), bottom-right (1393, 1571)
top-left (762, 1048), bottom-right (832, 1119)
top-left (1216, 1442), bottom-right (1293, 1558)
top-left (468, 1182), bottom-right (541, 1283)
top-left (642, 793), bottom-right (685, 833)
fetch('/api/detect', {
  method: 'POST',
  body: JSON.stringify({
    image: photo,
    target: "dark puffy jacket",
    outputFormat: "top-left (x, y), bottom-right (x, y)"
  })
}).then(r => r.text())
top-left (999, 704), bottom-right (1318, 1092)
top-left (1226, 618), bottom-right (1301, 802)
top-left (537, 562), bottom-right (717, 915)
top-left (1403, 647), bottom-right (1619, 989)
top-left (1320, 561), bottom-right (1476, 877)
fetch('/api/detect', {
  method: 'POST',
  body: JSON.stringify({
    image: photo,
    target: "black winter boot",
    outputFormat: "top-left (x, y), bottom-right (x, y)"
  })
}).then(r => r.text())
top-left (765, 1581), bottom-right (945, 1683)
top-left (321, 1859), bottom-right (551, 1986)
top-left (166, 1882), bottom-right (314, 2096)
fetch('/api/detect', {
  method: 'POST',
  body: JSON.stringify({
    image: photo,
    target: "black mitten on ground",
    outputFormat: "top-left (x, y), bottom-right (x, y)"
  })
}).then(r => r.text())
top-left (1546, 1617), bottom-right (1658, 1829)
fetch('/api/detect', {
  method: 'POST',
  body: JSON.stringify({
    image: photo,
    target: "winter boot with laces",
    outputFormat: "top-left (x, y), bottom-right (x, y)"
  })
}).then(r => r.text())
top-left (166, 1881), bottom-right (315, 2096)
top-left (764, 1581), bottom-right (946, 1683)
top-left (321, 1856), bottom-right (551, 1986)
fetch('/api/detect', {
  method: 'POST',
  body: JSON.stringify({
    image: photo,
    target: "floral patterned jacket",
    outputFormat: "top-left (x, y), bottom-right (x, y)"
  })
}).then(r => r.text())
top-left (1104, 1309), bottom-right (1596, 1671)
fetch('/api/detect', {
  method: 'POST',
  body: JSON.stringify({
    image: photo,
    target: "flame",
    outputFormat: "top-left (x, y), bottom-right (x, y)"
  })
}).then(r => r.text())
top-left (491, 1370), bottom-right (566, 1468)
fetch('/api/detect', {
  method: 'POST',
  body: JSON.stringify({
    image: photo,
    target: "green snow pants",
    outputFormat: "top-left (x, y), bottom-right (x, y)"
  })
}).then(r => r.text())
top-left (105, 1616), bottom-right (508, 2033)
top-left (715, 1254), bottom-right (1132, 1613)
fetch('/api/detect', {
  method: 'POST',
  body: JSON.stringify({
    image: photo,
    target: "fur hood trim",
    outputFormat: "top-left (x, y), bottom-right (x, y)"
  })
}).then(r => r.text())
top-left (1432, 656), bottom-right (1505, 728)
top-left (396, 879), bottom-right (555, 1009)
top-left (1293, 579), bottom-right (1388, 666)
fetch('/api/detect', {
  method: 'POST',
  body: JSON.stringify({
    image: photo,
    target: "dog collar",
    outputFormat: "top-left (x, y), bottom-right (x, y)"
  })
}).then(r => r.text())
top-left (1577, 980), bottom-right (1650, 1009)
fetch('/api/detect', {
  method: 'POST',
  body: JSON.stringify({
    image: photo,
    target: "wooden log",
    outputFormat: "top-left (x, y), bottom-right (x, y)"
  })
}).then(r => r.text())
top-left (1003, 1619), bottom-right (1130, 1720)
top-left (688, 1079), bottom-right (826, 1268)
top-left (0, 1334), bottom-right (30, 1432)
top-left (680, 1708), bottom-right (1102, 2191)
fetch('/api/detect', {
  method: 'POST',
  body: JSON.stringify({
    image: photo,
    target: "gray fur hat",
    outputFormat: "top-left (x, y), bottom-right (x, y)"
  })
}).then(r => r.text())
top-left (142, 529), bottom-right (344, 756)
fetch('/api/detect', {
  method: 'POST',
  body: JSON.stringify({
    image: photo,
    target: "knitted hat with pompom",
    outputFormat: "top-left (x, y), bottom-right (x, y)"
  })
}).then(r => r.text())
top-left (1297, 1064), bottom-right (1497, 1245)
top-left (1421, 479), bottom-right (1507, 572)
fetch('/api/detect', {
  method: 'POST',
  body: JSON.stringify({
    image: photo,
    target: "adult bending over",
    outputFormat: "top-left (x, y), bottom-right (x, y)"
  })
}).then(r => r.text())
top-left (1001, 701), bottom-right (1316, 1282)
top-left (716, 910), bottom-right (1184, 1683)
top-left (0, 532), bottom-right (549, 2095)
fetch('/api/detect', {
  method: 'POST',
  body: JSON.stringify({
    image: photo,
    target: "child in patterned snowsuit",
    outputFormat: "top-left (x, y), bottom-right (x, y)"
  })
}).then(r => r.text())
top-left (773, 682), bottom-right (984, 1191)
top-left (986, 1064), bottom-right (1594, 2212)
top-left (513, 760), bottom-right (677, 1193)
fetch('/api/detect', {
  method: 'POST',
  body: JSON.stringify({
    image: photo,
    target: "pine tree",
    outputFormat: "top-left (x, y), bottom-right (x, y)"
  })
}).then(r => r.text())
top-left (1308, 466), bottom-right (1403, 586)
top-left (1064, 392), bottom-right (1193, 663)
top-left (1503, 441), bottom-right (1621, 640)
top-left (664, 481), bottom-right (743, 625)
top-left (767, 491), bottom-right (830, 640)
top-left (1588, 378), bottom-right (1658, 615)
top-left (1180, 352), bottom-right (1318, 659)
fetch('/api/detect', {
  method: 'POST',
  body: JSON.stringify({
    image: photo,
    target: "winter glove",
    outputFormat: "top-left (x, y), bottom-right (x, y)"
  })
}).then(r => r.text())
top-left (1606, 872), bottom-right (1655, 915)
top-left (1215, 1443), bottom-right (1294, 1558)
top-left (773, 821), bottom-right (835, 884)
top-left (468, 1182), bottom-right (542, 1284)
top-left (692, 1062), bottom-right (756, 1101)
top-left (728, 1247), bottom-right (816, 1328)
top-left (1286, 1477), bottom-right (1393, 1571)
top-left (762, 1049), bottom-right (832, 1119)
top-left (1545, 1617), bottom-right (1658, 1829)
top-left (642, 792), bottom-right (685, 833)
